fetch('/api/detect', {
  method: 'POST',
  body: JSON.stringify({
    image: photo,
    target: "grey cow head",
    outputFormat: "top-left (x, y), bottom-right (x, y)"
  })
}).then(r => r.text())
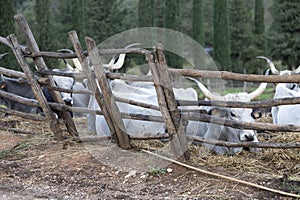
top-left (52, 69), bottom-right (76, 106)
top-left (188, 77), bottom-right (266, 155)
top-left (258, 56), bottom-right (300, 125)
top-left (257, 56), bottom-right (300, 93)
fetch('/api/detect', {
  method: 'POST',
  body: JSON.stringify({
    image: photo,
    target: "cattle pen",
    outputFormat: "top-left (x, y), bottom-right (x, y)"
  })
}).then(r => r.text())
top-left (0, 14), bottom-right (300, 198)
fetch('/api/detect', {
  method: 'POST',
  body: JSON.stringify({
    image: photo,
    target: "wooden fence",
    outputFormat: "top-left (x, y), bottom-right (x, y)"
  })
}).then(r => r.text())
top-left (1, 14), bottom-right (300, 159)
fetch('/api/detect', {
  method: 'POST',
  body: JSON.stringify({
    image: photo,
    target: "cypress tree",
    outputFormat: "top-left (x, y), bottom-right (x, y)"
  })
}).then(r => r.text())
top-left (0, 0), bottom-right (18, 70)
top-left (138, 0), bottom-right (155, 27)
top-left (229, 0), bottom-right (255, 73)
top-left (254, 0), bottom-right (266, 55)
top-left (164, 0), bottom-right (182, 68)
top-left (34, 0), bottom-right (53, 51)
top-left (154, 0), bottom-right (166, 27)
top-left (269, 1), bottom-right (300, 69)
top-left (192, 0), bottom-right (205, 69)
top-left (70, 0), bottom-right (85, 44)
top-left (85, 0), bottom-right (117, 43)
top-left (165, 0), bottom-right (180, 31)
top-left (34, 0), bottom-right (57, 68)
top-left (213, 0), bottom-right (231, 71)
top-left (192, 0), bottom-right (204, 46)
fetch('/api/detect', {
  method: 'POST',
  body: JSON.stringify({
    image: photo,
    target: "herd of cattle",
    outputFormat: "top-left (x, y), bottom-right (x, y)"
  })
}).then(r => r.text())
top-left (0, 49), bottom-right (299, 155)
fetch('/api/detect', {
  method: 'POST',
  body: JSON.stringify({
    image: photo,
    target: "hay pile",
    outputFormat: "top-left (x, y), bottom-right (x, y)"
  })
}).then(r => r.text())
top-left (2, 114), bottom-right (300, 184)
top-left (133, 130), bottom-right (300, 181)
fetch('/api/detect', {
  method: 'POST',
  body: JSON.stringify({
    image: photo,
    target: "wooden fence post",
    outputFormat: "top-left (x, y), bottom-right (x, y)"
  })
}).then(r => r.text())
top-left (85, 36), bottom-right (131, 150)
top-left (14, 14), bottom-right (78, 139)
top-left (68, 31), bottom-right (120, 143)
top-left (147, 44), bottom-right (190, 160)
top-left (7, 34), bottom-right (64, 140)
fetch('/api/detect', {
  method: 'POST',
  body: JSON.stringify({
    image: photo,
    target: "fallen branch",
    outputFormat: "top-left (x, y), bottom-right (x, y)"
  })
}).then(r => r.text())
top-left (0, 107), bottom-right (45, 121)
top-left (142, 149), bottom-right (300, 198)
top-left (0, 124), bottom-right (42, 135)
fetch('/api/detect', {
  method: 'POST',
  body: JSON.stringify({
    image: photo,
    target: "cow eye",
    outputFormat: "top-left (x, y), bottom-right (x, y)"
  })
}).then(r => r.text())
top-left (230, 111), bottom-right (237, 118)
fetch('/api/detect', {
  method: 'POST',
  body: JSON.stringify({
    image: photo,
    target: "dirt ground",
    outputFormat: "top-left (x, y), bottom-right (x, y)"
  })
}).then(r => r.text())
top-left (0, 115), bottom-right (300, 199)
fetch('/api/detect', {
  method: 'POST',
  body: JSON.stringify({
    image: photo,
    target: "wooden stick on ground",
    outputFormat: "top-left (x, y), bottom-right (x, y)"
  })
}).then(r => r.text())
top-left (142, 149), bottom-right (300, 198)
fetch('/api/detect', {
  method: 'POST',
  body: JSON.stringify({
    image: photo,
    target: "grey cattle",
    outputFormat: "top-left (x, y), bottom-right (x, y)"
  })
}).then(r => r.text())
top-left (0, 52), bottom-right (76, 115)
top-left (52, 68), bottom-right (76, 106)
top-left (72, 80), bottom-right (91, 117)
top-left (258, 56), bottom-right (300, 125)
top-left (87, 78), bottom-right (202, 136)
top-left (0, 75), bottom-right (41, 113)
top-left (88, 76), bottom-right (267, 155)
top-left (0, 75), bottom-right (70, 117)
top-left (189, 77), bottom-right (267, 155)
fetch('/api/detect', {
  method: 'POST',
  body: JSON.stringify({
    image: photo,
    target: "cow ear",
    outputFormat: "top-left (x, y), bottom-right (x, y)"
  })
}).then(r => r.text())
top-left (208, 108), bottom-right (220, 116)
top-left (0, 82), bottom-right (7, 89)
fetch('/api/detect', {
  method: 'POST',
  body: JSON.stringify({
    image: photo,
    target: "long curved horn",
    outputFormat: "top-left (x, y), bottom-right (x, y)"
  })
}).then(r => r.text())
top-left (124, 43), bottom-right (141, 49)
top-left (63, 59), bottom-right (74, 70)
top-left (256, 56), bottom-right (279, 75)
top-left (293, 65), bottom-right (300, 74)
top-left (104, 43), bottom-right (141, 70)
top-left (249, 83), bottom-right (267, 100)
top-left (248, 69), bottom-right (269, 100)
top-left (187, 77), bottom-right (225, 100)
top-left (0, 52), bottom-right (8, 60)
top-left (57, 49), bottom-right (83, 71)
top-left (57, 49), bottom-right (74, 53)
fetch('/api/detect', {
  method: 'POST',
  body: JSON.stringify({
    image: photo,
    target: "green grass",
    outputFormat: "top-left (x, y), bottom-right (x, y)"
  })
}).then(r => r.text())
top-left (148, 167), bottom-right (166, 176)
top-left (0, 140), bottom-right (30, 160)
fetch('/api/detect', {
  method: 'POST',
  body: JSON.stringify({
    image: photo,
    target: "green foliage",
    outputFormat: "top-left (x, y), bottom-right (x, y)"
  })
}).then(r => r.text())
top-left (0, 0), bottom-right (18, 70)
top-left (202, 0), bottom-right (214, 46)
top-left (53, 0), bottom-right (85, 48)
top-left (268, 1), bottom-right (300, 69)
top-left (192, 0), bottom-right (204, 46)
top-left (138, 0), bottom-right (155, 27)
top-left (148, 167), bottom-right (166, 176)
top-left (254, 0), bottom-right (266, 55)
top-left (1, 0), bottom-right (291, 76)
top-left (34, 0), bottom-right (59, 68)
top-left (213, 0), bottom-right (231, 71)
top-left (34, 0), bottom-right (54, 51)
top-left (254, 0), bottom-right (265, 35)
top-left (0, 140), bottom-right (30, 160)
top-left (229, 0), bottom-right (257, 74)
top-left (164, 0), bottom-right (184, 68)
top-left (164, 0), bottom-right (180, 31)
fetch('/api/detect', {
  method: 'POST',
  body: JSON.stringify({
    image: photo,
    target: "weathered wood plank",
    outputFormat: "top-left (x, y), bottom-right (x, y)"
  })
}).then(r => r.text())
top-left (153, 44), bottom-right (190, 159)
top-left (68, 31), bottom-right (118, 142)
top-left (23, 48), bottom-right (149, 59)
top-left (0, 106), bottom-right (45, 121)
top-left (6, 34), bottom-right (64, 140)
top-left (14, 14), bottom-right (78, 139)
top-left (147, 48), bottom-right (185, 158)
top-left (85, 36), bottom-right (131, 150)
top-left (169, 68), bottom-right (300, 83)
top-left (0, 66), bottom-right (27, 79)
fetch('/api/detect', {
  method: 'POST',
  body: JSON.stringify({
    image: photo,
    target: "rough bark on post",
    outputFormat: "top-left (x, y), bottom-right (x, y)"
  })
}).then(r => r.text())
top-left (85, 36), bottom-right (131, 150)
top-left (68, 30), bottom-right (118, 143)
top-left (7, 34), bottom-right (64, 140)
top-left (14, 14), bottom-right (78, 139)
top-left (154, 44), bottom-right (190, 159)
top-left (146, 53), bottom-right (179, 156)
top-left (146, 45), bottom-right (189, 160)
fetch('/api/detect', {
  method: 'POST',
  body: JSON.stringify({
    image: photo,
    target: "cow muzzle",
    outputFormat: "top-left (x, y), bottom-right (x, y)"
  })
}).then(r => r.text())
top-left (240, 130), bottom-right (257, 142)
top-left (63, 98), bottom-right (73, 106)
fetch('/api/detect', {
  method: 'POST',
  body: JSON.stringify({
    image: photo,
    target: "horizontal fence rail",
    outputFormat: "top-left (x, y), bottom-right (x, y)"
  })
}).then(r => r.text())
top-left (1, 17), bottom-right (300, 150)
